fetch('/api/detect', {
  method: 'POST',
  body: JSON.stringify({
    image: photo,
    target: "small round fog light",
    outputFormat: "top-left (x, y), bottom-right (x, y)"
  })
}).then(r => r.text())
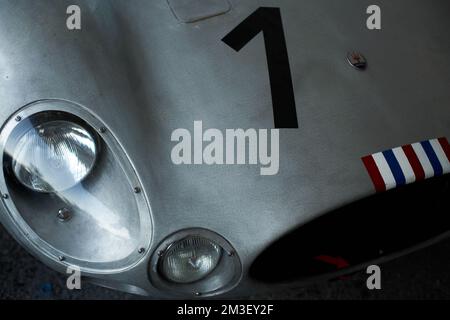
top-left (160, 236), bottom-right (222, 284)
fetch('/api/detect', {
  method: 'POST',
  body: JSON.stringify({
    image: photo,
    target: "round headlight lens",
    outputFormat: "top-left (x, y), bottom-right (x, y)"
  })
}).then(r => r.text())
top-left (161, 236), bottom-right (223, 284)
top-left (11, 120), bottom-right (97, 193)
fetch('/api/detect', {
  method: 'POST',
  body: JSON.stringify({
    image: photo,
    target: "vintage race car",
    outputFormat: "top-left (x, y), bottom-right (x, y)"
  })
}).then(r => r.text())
top-left (0, 0), bottom-right (449, 298)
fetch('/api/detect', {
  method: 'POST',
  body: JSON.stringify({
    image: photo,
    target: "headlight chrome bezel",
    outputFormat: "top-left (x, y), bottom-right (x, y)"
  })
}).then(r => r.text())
top-left (0, 100), bottom-right (153, 274)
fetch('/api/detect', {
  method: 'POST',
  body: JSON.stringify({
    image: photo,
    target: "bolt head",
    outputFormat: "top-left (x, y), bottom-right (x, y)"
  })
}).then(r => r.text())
top-left (194, 292), bottom-right (201, 297)
top-left (58, 256), bottom-right (65, 262)
top-left (2, 194), bottom-right (8, 199)
top-left (138, 248), bottom-right (145, 254)
top-left (134, 187), bottom-right (141, 194)
top-left (99, 127), bottom-right (107, 133)
top-left (57, 208), bottom-right (72, 222)
top-left (15, 116), bottom-right (22, 122)
top-left (347, 51), bottom-right (367, 70)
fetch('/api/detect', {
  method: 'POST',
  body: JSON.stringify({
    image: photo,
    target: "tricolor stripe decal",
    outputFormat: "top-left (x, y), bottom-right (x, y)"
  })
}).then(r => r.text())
top-left (362, 137), bottom-right (450, 192)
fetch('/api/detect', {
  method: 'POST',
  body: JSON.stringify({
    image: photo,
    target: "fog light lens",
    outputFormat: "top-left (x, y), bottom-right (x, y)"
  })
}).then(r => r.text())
top-left (161, 236), bottom-right (222, 283)
top-left (11, 120), bottom-right (97, 193)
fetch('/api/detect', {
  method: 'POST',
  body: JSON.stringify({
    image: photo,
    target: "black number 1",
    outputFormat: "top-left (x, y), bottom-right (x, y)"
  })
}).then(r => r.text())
top-left (222, 7), bottom-right (299, 129)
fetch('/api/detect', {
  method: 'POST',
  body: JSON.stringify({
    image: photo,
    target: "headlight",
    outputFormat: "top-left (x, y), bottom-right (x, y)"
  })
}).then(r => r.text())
top-left (0, 100), bottom-right (152, 273)
top-left (12, 120), bottom-right (97, 193)
top-left (160, 236), bottom-right (222, 283)
top-left (150, 229), bottom-right (242, 297)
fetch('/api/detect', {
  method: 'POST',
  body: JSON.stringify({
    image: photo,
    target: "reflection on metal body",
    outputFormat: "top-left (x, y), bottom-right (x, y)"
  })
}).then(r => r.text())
top-left (0, 0), bottom-right (449, 297)
top-left (0, 100), bottom-right (153, 273)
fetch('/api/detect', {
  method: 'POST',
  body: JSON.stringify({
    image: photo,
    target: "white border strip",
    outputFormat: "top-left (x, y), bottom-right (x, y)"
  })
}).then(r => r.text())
top-left (392, 147), bottom-right (415, 184)
top-left (372, 152), bottom-right (396, 190)
top-left (411, 142), bottom-right (434, 179)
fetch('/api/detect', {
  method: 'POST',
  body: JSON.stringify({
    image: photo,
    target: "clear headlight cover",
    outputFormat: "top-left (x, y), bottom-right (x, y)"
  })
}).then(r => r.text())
top-left (161, 236), bottom-right (222, 283)
top-left (0, 102), bottom-right (152, 272)
top-left (12, 120), bottom-right (97, 193)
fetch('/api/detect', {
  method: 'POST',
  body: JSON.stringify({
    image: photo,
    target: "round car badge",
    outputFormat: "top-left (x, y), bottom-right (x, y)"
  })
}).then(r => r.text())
top-left (347, 51), bottom-right (367, 70)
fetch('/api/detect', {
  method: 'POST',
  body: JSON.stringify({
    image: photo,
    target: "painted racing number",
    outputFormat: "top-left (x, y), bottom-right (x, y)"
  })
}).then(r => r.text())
top-left (222, 7), bottom-right (299, 129)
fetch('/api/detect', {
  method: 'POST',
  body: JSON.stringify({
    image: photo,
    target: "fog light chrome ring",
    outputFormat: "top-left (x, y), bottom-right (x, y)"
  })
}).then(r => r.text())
top-left (149, 228), bottom-right (242, 297)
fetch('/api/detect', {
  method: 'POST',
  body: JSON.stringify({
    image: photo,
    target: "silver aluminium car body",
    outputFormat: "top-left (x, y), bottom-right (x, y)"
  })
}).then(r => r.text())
top-left (0, 0), bottom-right (449, 298)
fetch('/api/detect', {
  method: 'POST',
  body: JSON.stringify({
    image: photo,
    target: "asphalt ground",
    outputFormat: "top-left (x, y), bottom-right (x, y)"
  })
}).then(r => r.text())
top-left (0, 223), bottom-right (449, 300)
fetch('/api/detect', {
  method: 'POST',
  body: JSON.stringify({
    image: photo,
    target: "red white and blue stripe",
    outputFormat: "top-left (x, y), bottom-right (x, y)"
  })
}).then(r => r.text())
top-left (362, 137), bottom-right (450, 192)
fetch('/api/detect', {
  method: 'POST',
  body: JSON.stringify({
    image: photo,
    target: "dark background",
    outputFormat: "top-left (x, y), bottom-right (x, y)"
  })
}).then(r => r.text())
top-left (0, 224), bottom-right (449, 299)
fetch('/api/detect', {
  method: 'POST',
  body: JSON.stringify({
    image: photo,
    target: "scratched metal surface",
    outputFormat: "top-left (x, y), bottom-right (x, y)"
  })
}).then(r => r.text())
top-left (0, 0), bottom-right (449, 297)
